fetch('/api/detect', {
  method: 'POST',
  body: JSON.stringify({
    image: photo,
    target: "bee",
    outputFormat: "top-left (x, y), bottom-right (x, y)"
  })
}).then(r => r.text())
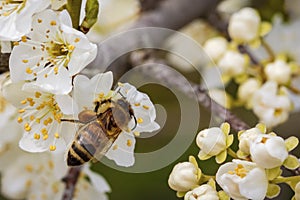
top-left (64, 97), bottom-right (136, 166)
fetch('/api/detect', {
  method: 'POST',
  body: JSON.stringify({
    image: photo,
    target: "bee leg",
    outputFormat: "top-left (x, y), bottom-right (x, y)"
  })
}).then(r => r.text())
top-left (60, 119), bottom-right (85, 124)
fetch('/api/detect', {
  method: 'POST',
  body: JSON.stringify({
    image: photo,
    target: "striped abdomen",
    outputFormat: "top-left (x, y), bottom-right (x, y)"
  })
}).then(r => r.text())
top-left (67, 121), bottom-right (114, 166)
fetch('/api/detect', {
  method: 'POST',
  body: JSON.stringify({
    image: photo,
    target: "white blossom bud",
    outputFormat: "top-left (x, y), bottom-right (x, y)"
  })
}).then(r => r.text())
top-left (204, 37), bottom-right (228, 62)
top-left (250, 134), bottom-right (288, 169)
top-left (228, 7), bottom-right (261, 43)
top-left (239, 127), bottom-right (263, 154)
top-left (184, 184), bottom-right (219, 200)
top-left (264, 60), bottom-right (292, 84)
top-left (252, 81), bottom-right (291, 128)
top-left (216, 159), bottom-right (268, 200)
top-left (168, 162), bottom-right (199, 192)
top-left (238, 78), bottom-right (261, 108)
top-left (218, 50), bottom-right (246, 76)
top-left (196, 127), bottom-right (226, 156)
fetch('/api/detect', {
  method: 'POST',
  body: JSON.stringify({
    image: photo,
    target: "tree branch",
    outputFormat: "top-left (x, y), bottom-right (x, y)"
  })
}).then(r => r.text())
top-left (129, 50), bottom-right (250, 132)
top-left (0, 53), bottom-right (9, 74)
top-left (62, 166), bottom-right (82, 200)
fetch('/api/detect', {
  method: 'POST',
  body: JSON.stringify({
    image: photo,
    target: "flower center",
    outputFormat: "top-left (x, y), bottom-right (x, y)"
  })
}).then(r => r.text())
top-left (17, 91), bottom-right (63, 144)
top-left (228, 164), bottom-right (248, 178)
top-left (0, 0), bottom-right (26, 17)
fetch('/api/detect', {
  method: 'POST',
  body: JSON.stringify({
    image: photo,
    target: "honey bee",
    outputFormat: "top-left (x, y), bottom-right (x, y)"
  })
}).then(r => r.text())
top-left (65, 98), bottom-right (136, 166)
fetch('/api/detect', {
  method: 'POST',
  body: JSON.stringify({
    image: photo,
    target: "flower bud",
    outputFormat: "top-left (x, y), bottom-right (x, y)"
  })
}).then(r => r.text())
top-left (218, 50), bottom-right (246, 76)
top-left (204, 37), bottom-right (228, 62)
top-left (250, 134), bottom-right (288, 169)
top-left (184, 184), bottom-right (219, 200)
top-left (238, 78), bottom-right (261, 108)
top-left (228, 7), bottom-right (261, 43)
top-left (196, 127), bottom-right (226, 156)
top-left (168, 162), bottom-right (200, 192)
top-left (264, 60), bottom-right (292, 84)
top-left (216, 159), bottom-right (268, 200)
top-left (239, 127), bottom-right (263, 154)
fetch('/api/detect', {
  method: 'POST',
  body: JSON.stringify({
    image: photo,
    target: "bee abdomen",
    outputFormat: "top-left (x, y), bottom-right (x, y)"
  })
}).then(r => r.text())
top-left (67, 140), bottom-right (93, 166)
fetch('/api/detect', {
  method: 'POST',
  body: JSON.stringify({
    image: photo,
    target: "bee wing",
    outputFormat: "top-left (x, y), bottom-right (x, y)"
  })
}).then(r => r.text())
top-left (105, 131), bottom-right (136, 167)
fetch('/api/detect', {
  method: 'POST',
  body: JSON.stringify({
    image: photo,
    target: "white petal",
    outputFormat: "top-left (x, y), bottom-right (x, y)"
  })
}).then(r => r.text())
top-left (83, 165), bottom-right (111, 193)
top-left (2, 81), bottom-right (32, 107)
top-left (19, 129), bottom-right (52, 152)
top-left (36, 67), bottom-right (72, 95)
top-left (59, 9), bottom-right (73, 27)
top-left (55, 94), bottom-right (76, 115)
top-left (105, 132), bottom-right (135, 167)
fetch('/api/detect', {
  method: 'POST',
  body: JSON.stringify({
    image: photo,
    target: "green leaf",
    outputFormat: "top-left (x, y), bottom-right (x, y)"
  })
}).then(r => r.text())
top-left (283, 155), bottom-right (300, 170)
top-left (216, 150), bottom-right (227, 164)
top-left (266, 167), bottom-right (282, 181)
top-left (266, 183), bottom-right (281, 198)
top-left (285, 136), bottom-right (299, 152)
top-left (80, 0), bottom-right (99, 33)
top-left (218, 191), bottom-right (230, 200)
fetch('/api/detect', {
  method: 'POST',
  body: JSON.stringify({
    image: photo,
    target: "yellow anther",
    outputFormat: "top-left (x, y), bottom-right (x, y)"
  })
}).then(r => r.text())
top-left (35, 92), bottom-right (41, 98)
top-left (18, 109), bottom-right (25, 113)
top-left (98, 92), bottom-right (104, 98)
top-left (22, 59), bottom-right (28, 63)
top-left (25, 164), bottom-right (33, 172)
top-left (143, 105), bottom-right (149, 110)
top-left (43, 134), bottom-right (48, 140)
top-left (25, 67), bottom-right (33, 74)
top-left (13, 41), bottom-right (19, 46)
top-left (261, 137), bottom-right (268, 144)
top-left (34, 133), bottom-right (40, 140)
top-left (137, 117), bottom-right (143, 124)
top-left (25, 126), bottom-right (31, 132)
top-left (54, 133), bottom-right (60, 139)
top-left (134, 103), bottom-right (140, 106)
top-left (113, 145), bottom-right (118, 150)
top-left (37, 18), bottom-right (42, 23)
top-left (49, 145), bottom-right (56, 151)
top-left (133, 131), bottom-right (140, 137)
top-left (127, 139), bottom-right (132, 147)
top-left (50, 20), bottom-right (56, 26)
top-left (68, 45), bottom-right (75, 51)
top-left (54, 66), bottom-right (58, 75)
top-left (41, 128), bottom-right (48, 135)
top-left (74, 38), bottom-right (80, 43)
top-left (21, 36), bottom-right (27, 42)
top-left (20, 99), bottom-right (27, 104)
top-left (17, 117), bottom-right (23, 123)
top-left (35, 118), bottom-right (40, 123)
top-left (44, 74), bottom-right (48, 78)
top-left (26, 180), bottom-right (32, 188)
top-left (30, 115), bottom-right (35, 121)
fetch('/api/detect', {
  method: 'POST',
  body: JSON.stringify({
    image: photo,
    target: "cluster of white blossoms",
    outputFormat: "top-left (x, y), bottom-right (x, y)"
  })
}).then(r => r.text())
top-left (202, 6), bottom-right (300, 128)
top-left (0, 0), bottom-right (159, 199)
top-left (169, 123), bottom-right (300, 200)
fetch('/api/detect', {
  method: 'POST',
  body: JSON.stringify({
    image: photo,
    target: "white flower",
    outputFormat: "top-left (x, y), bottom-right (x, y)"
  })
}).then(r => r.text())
top-left (73, 72), bottom-right (160, 167)
top-left (238, 78), bottom-right (261, 108)
top-left (238, 127), bottom-right (263, 155)
top-left (204, 37), bottom-right (228, 62)
top-left (216, 159), bottom-right (268, 200)
top-left (217, 0), bottom-right (251, 21)
top-left (0, 0), bottom-right (50, 41)
top-left (74, 165), bottom-right (111, 200)
top-left (250, 134), bottom-right (288, 169)
top-left (9, 9), bottom-right (97, 94)
top-left (228, 7), bottom-right (261, 43)
top-left (2, 80), bottom-right (75, 153)
top-left (168, 161), bottom-right (200, 192)
top-left (184, 184), bottom-right (219, 200)
top-left (264, 59), bottom-right (292, 84)
top-left (252, 81), bottom-right (291, 128)
top-left (196, 127), bottom-right (226, 157)
top-left (1, 152), bottom-right (67, 200)
top-left (218, 50), bottom-right (246, 77)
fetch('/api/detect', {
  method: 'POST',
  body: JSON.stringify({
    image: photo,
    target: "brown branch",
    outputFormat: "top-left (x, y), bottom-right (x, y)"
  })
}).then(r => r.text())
top-left (0, 53), bottom-right (10, 74)
top-left (62, 166), bottom-right (82, 200)
top-left (139, 0), bottom-right (166, 12)
top-left (129, 50), bottom-right (250, 132)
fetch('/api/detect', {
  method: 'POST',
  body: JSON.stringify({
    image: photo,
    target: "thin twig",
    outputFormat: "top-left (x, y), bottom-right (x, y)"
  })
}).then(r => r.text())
top-left (129, 50), bottom-right (250, 132)
top-left (62, 166), bottom-right (82, 200)
top-left (0, 53), bottom-right (10, 74)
